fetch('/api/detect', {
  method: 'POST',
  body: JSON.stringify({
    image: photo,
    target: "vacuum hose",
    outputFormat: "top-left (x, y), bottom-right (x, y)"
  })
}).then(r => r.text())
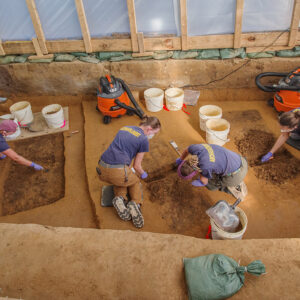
top-left (116, 78), bottom-right (145, 119)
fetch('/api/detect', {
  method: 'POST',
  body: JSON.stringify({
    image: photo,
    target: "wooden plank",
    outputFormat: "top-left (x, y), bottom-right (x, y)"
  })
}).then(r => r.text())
top-left (132, 52), bottom-right (154, 57)
top-left (137, 32), bottom-right (145, 53)
top-left (246, 46), bottom-right (294, 53)
top-left (234, 0), bottom-right (244, 48)
top-left (74, 0), bottom-right (92, 53)
top-left (288, 0), bottom-right (300, 47)
top-left (32, 37), bottom-right (43, 56)
top-left (25, 0), bottom-right (48, 54)
top-left (144, 37), bottom-right (181, 51)
top-left (0, 40), bottom-right (5, 56)
top-left (188, 35), bottom-right (234, 49)
top-left (241, 31), bottom-right (290, 47)
top-left (180, 0), bottom-right (188, 50)
top-left (127, 0), bottom-right (138, 52)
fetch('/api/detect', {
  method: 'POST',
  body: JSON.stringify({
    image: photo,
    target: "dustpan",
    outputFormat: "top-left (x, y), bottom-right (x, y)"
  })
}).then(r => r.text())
top-left (206, 198), bottom-right (241, 233)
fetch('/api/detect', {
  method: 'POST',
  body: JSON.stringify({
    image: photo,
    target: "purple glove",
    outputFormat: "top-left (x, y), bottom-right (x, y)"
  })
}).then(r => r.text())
top-left (175, 158), bottom-right (183, 166)
top-left (261, 152), bottom-right (273, 163)
top-left (0, 154), bottom-right (6, 160)
top-left (141, 172), bottom-right (148, 179)
top-left (30, 162), bottom-right (44, 171)
top-left (191, 179), bottom-right (206, 187)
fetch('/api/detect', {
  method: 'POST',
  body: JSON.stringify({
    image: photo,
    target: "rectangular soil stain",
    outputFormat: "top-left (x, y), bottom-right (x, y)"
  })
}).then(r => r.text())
top-left (1, 133), bottom-right (65, 215)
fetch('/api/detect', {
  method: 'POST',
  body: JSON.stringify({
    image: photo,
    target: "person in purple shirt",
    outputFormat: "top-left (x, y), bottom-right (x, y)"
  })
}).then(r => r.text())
top-left (97, 116), bottom-right (161, 228)
top-left (0, 120), bottom-right (43, 170)
top-left (261, 107), bottom-right (300, 162)
top-left (176, 143), bottom-right (248, 200)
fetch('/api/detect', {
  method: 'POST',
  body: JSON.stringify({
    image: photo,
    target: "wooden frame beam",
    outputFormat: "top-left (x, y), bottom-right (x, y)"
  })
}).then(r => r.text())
top-left (288, 0), bottom-right (300, 47)
top-left (0, 40), bottom-right (5, 56)
top-left (25, 0), bottom-right (48, 54)
top-left (137, 32), bottom-right (145, 53)
top-left (234, 0), bottom-right (244, 48)
top-left (127, 0), bottom-right (138, 52)
top-left (75, 0), bottom-right (92, 53)
top-left (180, 0), bottom-right (188, 50)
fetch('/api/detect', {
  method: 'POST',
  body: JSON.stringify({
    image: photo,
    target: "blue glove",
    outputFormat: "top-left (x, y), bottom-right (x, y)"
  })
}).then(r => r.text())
top-left (191, 179), bottom-right (206, 187)
top-left (141, 172), bottom-right (148, 179)
top-left (175, 158), bottom-right (183, 166)
top-left (30, 162), bottom-right (44, 171)
top-left (0, 154), bottom-right (6, 160)
top-left (261, 152), bottom-right (273, 163)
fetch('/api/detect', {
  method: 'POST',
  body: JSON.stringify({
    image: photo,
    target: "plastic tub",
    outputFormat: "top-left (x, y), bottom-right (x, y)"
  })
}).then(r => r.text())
top-left (206, 118), bottom-right (230, 146)
top-left (165, 88), bottom-right (184, 111)
top-left (199, 105), bottom-right (222, 131)
top-left (144, 88), bottom-right (164, 112)
top-left (0, 114), bottom-right (21, 140)
top-left (42, 104), bottom-right (65, 129)
top-left (210, 207), bottom-right (248, 240)
top-left (9, 101), bottom-right (34, 127)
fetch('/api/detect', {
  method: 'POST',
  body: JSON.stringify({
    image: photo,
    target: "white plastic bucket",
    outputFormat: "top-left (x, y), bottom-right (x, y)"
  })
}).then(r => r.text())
top-left (144, 88), bottom-right (164, 112)
top-left (165, 88), bottom-right (184, 111)
top-left (42, 104), bottom-right (65, 129)
top-left (211, 207), bottom-right (248, 240)
top-left (9, 101), bottom-right (34, 127)
top-left (206, 118), bottom-right (230, 146)
top-left (199, 105), bottom-right (222, 131)
top-left (0, 114), bottom-right (21, 140)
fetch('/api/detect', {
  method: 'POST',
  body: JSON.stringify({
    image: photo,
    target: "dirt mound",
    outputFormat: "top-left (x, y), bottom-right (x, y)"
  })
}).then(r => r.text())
top-left (236, 130), bottom-right (300, 184)
top-left (2, 133), bottom-right (65, 215)
top-left (224, 109), bottom-right (262, 123)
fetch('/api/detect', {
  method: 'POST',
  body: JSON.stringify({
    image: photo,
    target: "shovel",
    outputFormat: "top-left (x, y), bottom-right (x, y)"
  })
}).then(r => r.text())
top-left (206, 198), bottom-right (242, 233)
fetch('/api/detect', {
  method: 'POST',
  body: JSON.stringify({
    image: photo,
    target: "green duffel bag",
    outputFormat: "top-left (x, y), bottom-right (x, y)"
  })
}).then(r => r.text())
top-left (184, 254), bottom-right (265, 300)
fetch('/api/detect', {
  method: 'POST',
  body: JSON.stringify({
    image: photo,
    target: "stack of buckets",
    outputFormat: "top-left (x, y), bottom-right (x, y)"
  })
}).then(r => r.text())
top-left (144, 87), bottom-right (184, 112)
top-left (199, 105), bottom-right (230, 146)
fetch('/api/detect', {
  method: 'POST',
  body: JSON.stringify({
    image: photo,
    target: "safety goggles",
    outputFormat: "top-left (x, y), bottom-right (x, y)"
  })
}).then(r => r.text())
top-left (280, 128), bottom-right (296, 133)
top-left (177, 161), bottom-right (198, 180)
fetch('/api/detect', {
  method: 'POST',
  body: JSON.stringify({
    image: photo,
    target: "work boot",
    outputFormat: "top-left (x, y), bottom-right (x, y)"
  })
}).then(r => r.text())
top-left (112, 196), bottom-right (131, 221)
top-left (227, 181), bottom-right (248, 201)
top-left (127, 201), bottom-right (144, 228)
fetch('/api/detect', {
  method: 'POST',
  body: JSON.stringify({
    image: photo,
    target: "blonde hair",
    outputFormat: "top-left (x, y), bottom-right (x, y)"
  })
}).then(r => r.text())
top-left (279, 110), bottom-right (300, 128)
top-left (139, 115), bottom-right (161, 129)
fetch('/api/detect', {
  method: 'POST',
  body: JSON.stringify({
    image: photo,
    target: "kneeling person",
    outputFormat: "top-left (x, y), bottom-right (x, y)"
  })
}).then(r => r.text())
top-left (176, 144), bottom-right (248, 200)
top-left (97, 116), bottom-right (161, 228)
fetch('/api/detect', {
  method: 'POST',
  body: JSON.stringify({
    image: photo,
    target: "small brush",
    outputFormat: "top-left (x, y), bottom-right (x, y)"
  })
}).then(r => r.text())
top-left (169, 140), bottom-right (181, 156)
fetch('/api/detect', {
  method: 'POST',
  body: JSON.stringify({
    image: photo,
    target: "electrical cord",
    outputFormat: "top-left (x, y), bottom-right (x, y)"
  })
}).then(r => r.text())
top-left (127, 29), bottom-right (290, 89)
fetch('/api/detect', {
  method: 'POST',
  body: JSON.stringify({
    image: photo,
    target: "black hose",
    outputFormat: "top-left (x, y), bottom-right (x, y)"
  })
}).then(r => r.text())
top-left (117, 78), bottom-right (144, 119)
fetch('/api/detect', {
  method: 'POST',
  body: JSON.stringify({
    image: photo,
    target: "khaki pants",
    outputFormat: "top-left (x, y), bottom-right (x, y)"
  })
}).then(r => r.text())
top-left (97, 164), bottom-right (142, 204)
top-left (206, 157), bottom-right (248, 192)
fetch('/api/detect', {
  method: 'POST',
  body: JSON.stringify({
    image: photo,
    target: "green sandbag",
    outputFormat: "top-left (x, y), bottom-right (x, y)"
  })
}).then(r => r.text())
top-left (0, 56), bottom-right (16, 64)
top-left (172, 50), bottom-right (199, 59)
top-left (28, 57), bottom-right (53, 63)
top-left (184, 254), bottom-right (266, 300)
top-left (79, 55), bottom-right (100, 64)
top-left (197, 49), bottom-right (220, 60)
top-left (14, 54), bottom-right (31, 63)
top-left (220, 48), bottom-right (246, 59)
top-left (55, 54), bottom-right (75, 62)
top-left (153, 51), bottom-right (173, 60)
top-left (110, 54), bottom-right (132, 62)
top-left (71, 52), bottom-right (88, 57)
top-left (247, 52), bottom-right (274, 59)
top-left (132, 55), bottom-right (153, 60)
top-left (276, 49), bottom-right (300, 57)
top-left (97, 52), bottom-right (125, 61)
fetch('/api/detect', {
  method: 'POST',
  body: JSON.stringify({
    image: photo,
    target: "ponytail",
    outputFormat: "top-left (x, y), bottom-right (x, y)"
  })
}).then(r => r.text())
top-left (139, 115), bottom-right (161, 129)
top-left (279, 109), bottom-right (300, 128)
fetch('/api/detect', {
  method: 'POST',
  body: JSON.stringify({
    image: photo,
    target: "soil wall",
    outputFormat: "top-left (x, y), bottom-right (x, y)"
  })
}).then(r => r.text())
top-left (1, 58), bottom-right (300, 100)
top-left (0, 223), bottom-right (299, 300)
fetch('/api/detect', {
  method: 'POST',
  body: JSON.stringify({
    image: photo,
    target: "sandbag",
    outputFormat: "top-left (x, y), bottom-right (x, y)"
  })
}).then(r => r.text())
top-left (79, 55), bottom-right (100, 64)
top-left (55, 54), bottom-right (75, 62)
top-left (197, 49), bottom-right (220, 60)
top-left (153, 51), bottom-right (173, 60)
top-left (110, 54), bottom-right (132, 62)
top-left (247, 52), bottom-right (274, 59)
top-left (97, 52), bottom-right (125, 61)
top-left (184, 254), bottom-right (265, 300)
top-left (276, 49), bottom-right (300, 57)
top-left (0, 56), bottom-right (16, 64)
top-left (14, 54), bottom-right (30, 63)
top-left (220, 48), bottom-right (246, 59)
top-left (172, 50), bottom-right (199, 59)
top-left (71, 52), bottom-right (88, 57)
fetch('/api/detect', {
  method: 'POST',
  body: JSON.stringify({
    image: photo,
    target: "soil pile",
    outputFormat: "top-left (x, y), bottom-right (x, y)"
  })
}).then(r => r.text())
top-left (236, 130), bottom-right (300, 184)
top-left (2, 133), bottom-right (65, 215)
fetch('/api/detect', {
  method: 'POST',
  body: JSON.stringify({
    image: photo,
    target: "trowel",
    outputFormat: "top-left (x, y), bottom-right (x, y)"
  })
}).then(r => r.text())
top-left (206, 198), bottom-right (242, 233)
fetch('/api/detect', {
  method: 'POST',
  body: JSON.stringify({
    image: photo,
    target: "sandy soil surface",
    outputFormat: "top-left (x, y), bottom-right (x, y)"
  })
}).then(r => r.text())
top-left (84, 97), bottom-right (300, 239)
top-left (1, 224), bottom-right (300, 300)
top-left (0, 101), bottom-right (97, 228)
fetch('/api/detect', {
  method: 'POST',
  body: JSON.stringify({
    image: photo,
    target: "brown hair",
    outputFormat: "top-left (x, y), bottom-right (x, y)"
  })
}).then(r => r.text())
top-left (279, 110), bottom-right (300, 128)
top-left (139, 115), bottom-right (161, 129)
top-left (179, 161), bottom-right (196, 177)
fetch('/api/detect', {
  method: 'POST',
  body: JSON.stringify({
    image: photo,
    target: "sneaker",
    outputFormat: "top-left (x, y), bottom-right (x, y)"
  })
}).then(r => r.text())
top-left (227, 181), bottom-right (248, 201)
top-left (127, 201), bottom-right (144, 228)
top-left (112, 196), bottom-right (131, 221)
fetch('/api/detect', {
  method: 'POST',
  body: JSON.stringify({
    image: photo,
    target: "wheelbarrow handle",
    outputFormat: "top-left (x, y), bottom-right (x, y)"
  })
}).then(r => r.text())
top-left (231, 198), bottom-right (242, 210)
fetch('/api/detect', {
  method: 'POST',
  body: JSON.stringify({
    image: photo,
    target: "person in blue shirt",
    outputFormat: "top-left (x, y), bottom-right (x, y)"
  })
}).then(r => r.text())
top-left (97, 116), bottom-right (161, 228)
top-left (0, 119), bottom-right (44, 170)
top-left (176, 144), bottom-right (248, 200)
top-left (261, 108), bottom-right (300, 162)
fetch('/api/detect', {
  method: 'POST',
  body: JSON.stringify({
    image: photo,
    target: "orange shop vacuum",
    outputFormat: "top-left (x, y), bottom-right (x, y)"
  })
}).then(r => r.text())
top-left (96, 75), bottom-right (144, 124)
top-left (255, 67), bottom-right (300, 112)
